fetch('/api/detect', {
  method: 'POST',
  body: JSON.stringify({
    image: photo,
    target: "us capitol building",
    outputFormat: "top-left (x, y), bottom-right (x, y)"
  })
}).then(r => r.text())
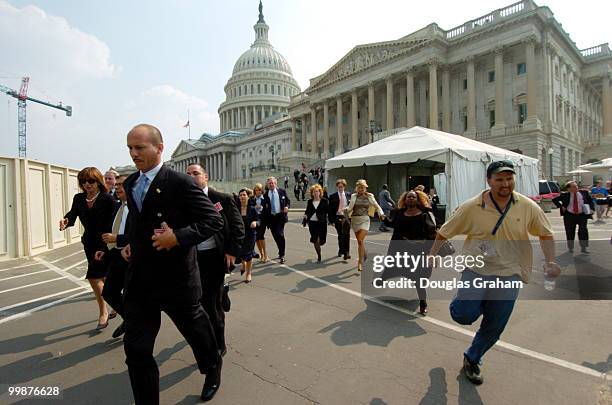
top-left (171, 0), bottom-right (611, 182)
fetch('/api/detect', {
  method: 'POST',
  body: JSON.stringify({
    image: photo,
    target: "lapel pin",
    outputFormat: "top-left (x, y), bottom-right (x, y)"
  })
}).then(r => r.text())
top-left (156, 188), bottom-right (161, 193)
top-left (157, 213), bottom-right (162, 217)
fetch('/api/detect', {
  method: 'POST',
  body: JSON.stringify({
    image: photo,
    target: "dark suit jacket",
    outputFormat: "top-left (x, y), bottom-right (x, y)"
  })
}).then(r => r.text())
top-left (123, 165), bottom-right (223, 303)
top-left (207, 188), bottom-right (245, 258)
top-left (552, 190), bottom-right (594, 219)
top-left (305, 198), bottom-right (329, 224)
top-left (64, 192), bottom-right (115, 248)
top-left (263, 187), bottom-right (290, 224)
top-left (327, 191), bottom-right (352, 223)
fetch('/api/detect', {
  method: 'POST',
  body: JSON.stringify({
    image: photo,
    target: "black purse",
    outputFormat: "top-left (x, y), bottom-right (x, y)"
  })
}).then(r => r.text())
top-left (438, 240), bottom-right (456, 257)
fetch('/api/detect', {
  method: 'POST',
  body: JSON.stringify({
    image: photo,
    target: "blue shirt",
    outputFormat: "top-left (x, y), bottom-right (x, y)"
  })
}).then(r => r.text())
top-left (591, 187), bottom-right (609, 197)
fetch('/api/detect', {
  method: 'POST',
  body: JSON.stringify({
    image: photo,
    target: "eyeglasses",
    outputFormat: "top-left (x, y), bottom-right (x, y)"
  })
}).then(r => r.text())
top-left (80, 179), bottom-right (97, 185)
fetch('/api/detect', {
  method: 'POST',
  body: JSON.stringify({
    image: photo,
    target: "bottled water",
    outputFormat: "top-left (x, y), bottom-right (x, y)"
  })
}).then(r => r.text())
top-left (543, 264), bottom-right (556, 291)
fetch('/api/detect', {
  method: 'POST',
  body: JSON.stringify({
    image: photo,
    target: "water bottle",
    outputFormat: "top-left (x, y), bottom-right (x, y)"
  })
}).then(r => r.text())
top-left (543, 263), bottom-right (556, 291)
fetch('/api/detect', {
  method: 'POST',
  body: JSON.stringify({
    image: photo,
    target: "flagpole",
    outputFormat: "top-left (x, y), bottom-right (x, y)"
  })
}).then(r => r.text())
top-left (188, 108), bottom-right (191, 140)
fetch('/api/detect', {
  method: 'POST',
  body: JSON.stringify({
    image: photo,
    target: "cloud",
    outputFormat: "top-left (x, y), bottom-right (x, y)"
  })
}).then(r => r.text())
top-left (0, 1), bottom-right (119, 83)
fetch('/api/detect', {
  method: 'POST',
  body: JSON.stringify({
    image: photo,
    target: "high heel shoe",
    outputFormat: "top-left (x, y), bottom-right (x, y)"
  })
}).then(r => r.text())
top-left (357, 263), bottom-right (363, 272)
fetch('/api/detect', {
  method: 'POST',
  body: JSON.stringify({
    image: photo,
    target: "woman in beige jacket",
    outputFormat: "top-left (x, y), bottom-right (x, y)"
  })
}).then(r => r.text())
top-left (346, 179), bottom-right (385, 271)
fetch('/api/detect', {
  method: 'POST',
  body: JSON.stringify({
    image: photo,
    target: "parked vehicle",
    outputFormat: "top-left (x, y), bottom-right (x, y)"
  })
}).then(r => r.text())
top-left (529, 180), bottom-right (560, 202)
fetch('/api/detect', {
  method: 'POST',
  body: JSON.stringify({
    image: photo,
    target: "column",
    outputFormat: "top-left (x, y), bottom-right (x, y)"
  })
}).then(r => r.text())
top-left (603, 73), bottom-right (611, 137)
top-left (290, 118), bottom-right (297, 151)
top-left (311, 105), bottom-right (318, 155)
top-left (406, 69), bottom-right (415, 128)
top-left (466, 56), bottom-right (476, 134)
top-left (222, 152), bottom-right (226, 181)
top-left (386, 76), bottom-right (394, 130)
top-left (246, 106), bottom-right (252, 128)
top-left (419, 77), bottom-right (427, 126)
top-left (428, 60), bottom-right (439, 130)
top-left (336, 95), bottom-right (343, 155)
top-left (323, 100), bottom-right (330, 157)
top-left (301, 114), bottom-right (308, 152)
top-left (368, 81), bottom-right (375, 126)
top-left (399, 82), bottom-right (406, 127)
top-left (492, 47), bottom-right (506, 135)
top-left (351, 90), bottom-right (358, 149)
top-left (524, 37), bottom-right (541, 129)
top-left (442, 66), bottom-right (451, 132)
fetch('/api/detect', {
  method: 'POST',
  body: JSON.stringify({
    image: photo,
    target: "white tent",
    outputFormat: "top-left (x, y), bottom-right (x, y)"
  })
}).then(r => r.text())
top-left (325, 126), bottom-right (539, 216)
top-left (577, 158), bottom-right (612, 174)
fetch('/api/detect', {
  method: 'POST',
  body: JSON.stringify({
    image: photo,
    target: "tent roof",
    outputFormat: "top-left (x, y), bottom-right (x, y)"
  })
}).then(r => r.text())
top-left (325, 126), bottom-right (538, 169)
top-left (578, 158), bottom-right (612, 170)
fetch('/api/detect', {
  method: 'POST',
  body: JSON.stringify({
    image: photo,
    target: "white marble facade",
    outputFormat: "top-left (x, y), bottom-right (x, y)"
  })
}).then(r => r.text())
top-left (172, 0), bottom-right (612, 181)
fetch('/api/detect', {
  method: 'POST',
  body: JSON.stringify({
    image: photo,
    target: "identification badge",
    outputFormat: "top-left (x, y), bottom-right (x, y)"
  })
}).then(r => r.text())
top-left (214, 202), bottom-right (223, 212)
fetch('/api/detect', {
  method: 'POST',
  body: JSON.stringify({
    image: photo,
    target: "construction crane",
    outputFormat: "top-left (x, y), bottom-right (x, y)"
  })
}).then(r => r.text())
top-left (0, 77), bottom-right (72, 158)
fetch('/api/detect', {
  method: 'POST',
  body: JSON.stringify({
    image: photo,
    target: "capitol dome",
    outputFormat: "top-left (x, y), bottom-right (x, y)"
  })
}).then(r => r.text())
top-left (218, 1), bottom-right (300, 133)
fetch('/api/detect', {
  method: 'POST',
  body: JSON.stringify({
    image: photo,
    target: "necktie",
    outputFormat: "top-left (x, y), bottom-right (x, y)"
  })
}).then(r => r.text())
top-left (338, 193), bottom-right (345, 213)
top-left (133, 175), bottom-right (149, 211)
top-left (572, 192), bottom-right (579, 214)
top-left (271, 190), bottom-right (277, 214)
top-left (109, 203), bottom-right (126, 249)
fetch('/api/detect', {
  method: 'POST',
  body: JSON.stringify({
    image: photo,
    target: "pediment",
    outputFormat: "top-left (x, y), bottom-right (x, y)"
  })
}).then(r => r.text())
top-left (171, 140), bottom-right (198, 158)
top-left (308, 38), bottom-right (430, 90)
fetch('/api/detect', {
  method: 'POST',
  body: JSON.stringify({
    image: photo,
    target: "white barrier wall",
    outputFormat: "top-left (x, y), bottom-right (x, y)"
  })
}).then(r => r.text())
top-left (0, 156), bottom-right (82, 260)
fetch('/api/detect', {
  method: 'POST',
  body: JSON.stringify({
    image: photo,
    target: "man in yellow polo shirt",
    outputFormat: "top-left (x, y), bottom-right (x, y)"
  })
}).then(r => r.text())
top-left (429, 160), bottom-right (561, 385)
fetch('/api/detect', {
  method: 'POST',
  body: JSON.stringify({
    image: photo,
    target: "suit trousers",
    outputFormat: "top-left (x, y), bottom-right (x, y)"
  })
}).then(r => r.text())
top-left (197, 248), bottom-right (226, 353)
top-left (268, 214), bottom-right (286, 257)
top-left (123, 297), bottom-right (219, 405)
top-left (101, 248), bottom-right (127, 317)
top-left (563, 213), bottom-right (589, 249)
top-left (333, 216), bottom-right (351, 255)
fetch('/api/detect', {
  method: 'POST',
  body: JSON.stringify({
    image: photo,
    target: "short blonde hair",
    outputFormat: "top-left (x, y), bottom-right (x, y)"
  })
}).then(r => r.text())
top-left (355, 179), bottom-right (368, 191)
top-left (309, 184), bottom-right (323, 198)
top-left (253, 183), bottom-right (264, 193)
top-left (335, 178), bottom-right (347, 187)
top-left (414, 184), bottom-right (425, 192)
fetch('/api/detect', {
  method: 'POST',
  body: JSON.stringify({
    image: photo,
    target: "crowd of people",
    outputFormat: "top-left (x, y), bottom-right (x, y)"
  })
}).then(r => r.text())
top-left (62, 122), bottom-right (598, 400)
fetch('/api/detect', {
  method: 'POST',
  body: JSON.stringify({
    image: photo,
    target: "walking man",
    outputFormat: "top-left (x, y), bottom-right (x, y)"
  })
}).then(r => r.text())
top-left (186, 163), bottom-right (244, 357)
top-left (552, 181), bottom-right (594, 254)
top-left (122, 124), bottom-right (224, 403)
top-left (263, 176), bottom-right (290, 264)
top-left (378, 184), bottom-right (395, 232)
top-left (328, 179), bottom-right (352, 260)
top-left (429, 160), bottom-right (560, 385)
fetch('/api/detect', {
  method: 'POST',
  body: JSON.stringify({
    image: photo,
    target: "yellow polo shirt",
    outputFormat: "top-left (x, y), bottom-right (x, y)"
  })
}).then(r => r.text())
top-left (438, 191), bottom-right (553, 282)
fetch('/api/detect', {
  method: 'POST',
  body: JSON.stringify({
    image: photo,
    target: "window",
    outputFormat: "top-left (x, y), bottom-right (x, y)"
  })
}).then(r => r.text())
top-left (488, 71), bottom-right (495, 83)
top-left (517, 63), bottom-right (526, 75)
top-left (463, 115), bottom-right (468, 131)
top-left (518, 103), bottom-right (527, 124)
top-left (244, 85), bottom-right (247, 94)
top-left (271, 86), bottom-right (274, 94)
top-left (489, 110), bottom-right (495, 128)
top-left (257, 84), bottom-right (261, 94)
top-left (284, 87), bottom-right (287, 96)
top-left (463, 79), bottom-right (468, 90)
top-left (277, 85), bottom-right (281, 94)
top-left (264, 84), bottom-right (268, 94)
top-left (554, 65), bottom-right (559, 79)
top-left (249, 151), bottom-right (253, 157)
top-left (238, 87), bottom-right (241, 96)
top-left (251, 84), bottom-right (254, 94)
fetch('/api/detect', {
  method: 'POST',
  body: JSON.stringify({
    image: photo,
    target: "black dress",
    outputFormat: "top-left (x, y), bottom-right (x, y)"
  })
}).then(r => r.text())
top-left (239, 205), bottom-right (258, 261)
top-left (382, 209), bottom-right (437, 300)
top-left (64, 192), bottom-right (115, 279)
top-left (304, 198), bottom-right (329, 245)
top-left (250, 195), bottom-right (268, 241)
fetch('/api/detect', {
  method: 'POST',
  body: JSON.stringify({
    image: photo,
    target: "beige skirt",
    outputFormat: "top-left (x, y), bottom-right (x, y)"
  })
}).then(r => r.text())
top-left (350, 215), bottom-right (370, 232)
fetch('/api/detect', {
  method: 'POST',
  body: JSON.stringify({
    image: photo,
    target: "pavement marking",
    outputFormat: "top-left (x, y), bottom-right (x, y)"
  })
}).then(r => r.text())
top-left (49, 249), bottom-right (85, 263)
top-left (0, 269), bottom-right (53, 282)
top-left (281, 223), bottom-right (611, 382)
top-left (0, 286), bottom-right (87, 313)
top-left (33, 258), bottom-right (89, 288)
top-left (0, 277), bottom-right (66, 294)
top-left (274, 260), bottom-right (610, 382)
top-left (0, 290), bottom-right (90, 325)
top-left (0, 248), bottom-right (84, 272)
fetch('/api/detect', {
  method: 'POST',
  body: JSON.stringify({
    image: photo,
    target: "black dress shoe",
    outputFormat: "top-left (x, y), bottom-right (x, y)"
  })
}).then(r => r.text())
top-left (201, 357), bottom-right (222, 402)
top-left (219, 347), bottom-right (227, 357)
top-left (112, 321), bottom-right (126, 338)
top-left (343, 254), bottom-right (351, 260)
top-left (221, 285), bottom-right (231, 312)
top-left (279, 257), bottom-right (285, 264)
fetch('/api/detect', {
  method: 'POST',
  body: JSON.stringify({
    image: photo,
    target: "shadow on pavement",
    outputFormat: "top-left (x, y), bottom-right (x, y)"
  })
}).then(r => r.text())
top-left (290, 268), bottom-right (359, 293)
top-left (317, 300), bottom-right (426, 347)
top-left (418, 367), bottom-right (447, 405)
top-left (582, 354), bottom-right (612, 373)
top-left (457, 370), bottom-right (484, 405)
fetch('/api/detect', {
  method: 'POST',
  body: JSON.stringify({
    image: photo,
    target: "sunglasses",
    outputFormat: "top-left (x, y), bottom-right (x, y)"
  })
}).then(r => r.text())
top-left (80, 179), bottom-right (97, 185)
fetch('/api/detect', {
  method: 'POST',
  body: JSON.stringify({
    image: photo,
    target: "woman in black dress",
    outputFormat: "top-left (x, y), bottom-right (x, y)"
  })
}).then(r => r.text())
top-left (303, 184), bottom-right (329, 262)
top-left (59, 167), bottom-right (115, 330)
top-left (383, 190), bottom-right (437, 315)
top-left (250, 183), bottom-right (269, 263)
top-left (237, 189), bottom-right (259, 283)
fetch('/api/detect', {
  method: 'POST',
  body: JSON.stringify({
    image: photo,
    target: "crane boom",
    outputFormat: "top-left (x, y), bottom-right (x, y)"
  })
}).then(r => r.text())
top-left (0, 77), bottom-right (72, 157)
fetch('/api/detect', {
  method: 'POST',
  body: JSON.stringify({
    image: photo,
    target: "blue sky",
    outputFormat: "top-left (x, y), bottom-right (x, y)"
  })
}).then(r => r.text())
top-left (0, 0), bottom-right (610, 170)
